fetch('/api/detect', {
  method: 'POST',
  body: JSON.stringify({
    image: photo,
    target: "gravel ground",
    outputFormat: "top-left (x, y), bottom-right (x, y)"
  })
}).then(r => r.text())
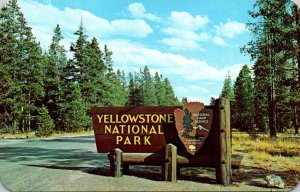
top-left (0, 135), bottom-right (295, 191)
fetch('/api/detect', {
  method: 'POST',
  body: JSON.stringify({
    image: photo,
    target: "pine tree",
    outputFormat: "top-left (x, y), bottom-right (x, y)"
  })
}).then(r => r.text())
top-left (127, 72), bottom-right (143, 106)
top-left (82, 37), bottom-right (106, 107)
top-left (107, 69), bottom-right (128, 106)
top-left (242, 0), bottom-right (294, 137)
top-left (0, 0), bottom-right (45, 133)
top-left (0, 1), bottom-right (19, 132)
top-left (154, 72), bottom-right (165, 105)
top-left (101, 45), bottom-right (128, 106)
top-left (210, 97), bottom-right (216, 106)
top-left (140, 66), bottom-right (157, 106)
top-left (291, 4), bottom-right (300, 134)
top-left (46, 24), bottom-right (67, 131)
top-left (181, 97), bottom-right (188, 105)
top-left (64, 84), bottom-right (90, 132)
top-left (67, 20), bottom-right (89, 90)
top-left (162, 78), bottom-right (179, 105)
top-left (232, 65), bottom-right (254, 131)
top-left (220, 72), bottom-right (234, 101)
top-left (35, 106), bottom-right (54, 137)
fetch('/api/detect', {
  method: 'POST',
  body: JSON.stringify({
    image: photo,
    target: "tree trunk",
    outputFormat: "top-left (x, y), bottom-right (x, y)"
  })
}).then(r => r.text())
top-left (295, 5), bottom-right (300, 82)
top-left (293, 106), bottom-right (299, 134)
top-left (294, 5), bottom-right (300, 135)
top-left (268, 85), bottom-right (277, 138)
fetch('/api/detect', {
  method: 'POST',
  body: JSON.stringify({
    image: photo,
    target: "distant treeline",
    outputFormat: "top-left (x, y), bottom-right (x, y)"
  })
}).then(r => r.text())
top-left (218, 0), bottom-right (300, 137)
top-left (0, 0), bottom-right (179, 136)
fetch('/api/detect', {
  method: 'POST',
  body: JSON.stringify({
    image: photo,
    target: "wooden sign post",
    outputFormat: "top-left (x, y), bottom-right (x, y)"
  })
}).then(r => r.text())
top-left (91, 98), bottom-right (232, 185)
top-left (215, 98), bottom-right (232, 185)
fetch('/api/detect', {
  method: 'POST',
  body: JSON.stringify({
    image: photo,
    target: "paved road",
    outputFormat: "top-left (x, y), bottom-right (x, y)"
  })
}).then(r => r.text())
top-left (0, 135), bottom-right (285, 191)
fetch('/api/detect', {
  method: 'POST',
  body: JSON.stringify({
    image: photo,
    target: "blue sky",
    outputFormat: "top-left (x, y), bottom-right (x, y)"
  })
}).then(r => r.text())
top-left (17, 0), bottom-right (256, 104)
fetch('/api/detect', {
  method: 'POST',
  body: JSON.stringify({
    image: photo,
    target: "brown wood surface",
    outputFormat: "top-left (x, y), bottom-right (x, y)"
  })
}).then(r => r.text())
top-left (108, 148), bottom-right (123, 177)
top-left (91, 106), bottom-right (179, 153)
top-left (215, 98), bottom-right (232, 185)
top-left (91, 105), bottom-right (216, 154)
top-left (163, 144), bottom-right (177, 182)
top-left (225, 98), bottom-right (232, 184)
top-left (121, 153), bottom-right (241, 168)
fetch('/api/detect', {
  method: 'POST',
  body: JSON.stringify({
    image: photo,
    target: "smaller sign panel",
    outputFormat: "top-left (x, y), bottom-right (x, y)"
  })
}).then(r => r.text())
top-left (174, 102), bottom-right (213, 155)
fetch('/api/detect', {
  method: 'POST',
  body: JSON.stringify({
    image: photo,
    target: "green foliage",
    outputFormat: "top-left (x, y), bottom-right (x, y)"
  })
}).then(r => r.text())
top-left (0, 0), bottom-right (45, 133)
top-left (127, 72), bottom-right (143, 106)
top-left (45, 24), bottom-right (68, 131)
top-left (240, 0), bottom-right (300, 136)
top-left (63, 84), bottom-right (90, 132)
top-left (35, 106), bottom-right (54, 137)
top-left (162, 78), bottom-right (179, 105)
top-left (154, 72), bottom-right (164, 105)
top-left (141, 66), bottom-right (158, 106)
top-left (210, 97), bottom-right (216, 106)
top-left (0, 0), bottom-right (180, 134)
top-left (232, 65), bottom-right (255, 132)
top-left (181, 97), bottom-right (188, 105)
top-left (127, 67), bottom-right (179, 106)
top-left (220, 72), bottom-right (234, 101)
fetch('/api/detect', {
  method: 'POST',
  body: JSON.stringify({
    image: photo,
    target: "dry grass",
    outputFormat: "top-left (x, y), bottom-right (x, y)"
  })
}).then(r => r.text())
top-left (232, 132), bottom-right (300, 173)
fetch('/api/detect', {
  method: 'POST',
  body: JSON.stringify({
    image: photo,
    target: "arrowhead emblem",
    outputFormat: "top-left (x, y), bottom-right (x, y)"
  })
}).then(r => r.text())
top-left (174, 102), bottom-right (213, 155)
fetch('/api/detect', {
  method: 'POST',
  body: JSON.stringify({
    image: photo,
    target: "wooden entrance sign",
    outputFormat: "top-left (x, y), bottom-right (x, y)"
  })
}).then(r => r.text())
top-left (91, 98), bottom-right (232, 185)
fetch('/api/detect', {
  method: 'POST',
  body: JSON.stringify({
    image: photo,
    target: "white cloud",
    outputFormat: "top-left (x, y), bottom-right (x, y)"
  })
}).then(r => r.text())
top-left (106, 39), bottom-right (241, 82)
top-left (160, 37), bottom-right (203, 51)
top-left (215, 20), bottom-right (247, 38)
top-left (128, 2), bottom-right (161, 22)
top-left (176, 86), bottom-right (209, 95)
top-left (160, 28), bottom-right (210, 42)
top-left (213, 36), bottom-right (227, 46)
top-left (169, 11), bottom-right (209, 31)
top-left (19, 0), bottom-right (153, 49)
top-left (160, 12), bottom-right (213, 50)
top-left (111, 19), bottom-right (152, 38)
top-left (17, 0), bottom-right (248, 104)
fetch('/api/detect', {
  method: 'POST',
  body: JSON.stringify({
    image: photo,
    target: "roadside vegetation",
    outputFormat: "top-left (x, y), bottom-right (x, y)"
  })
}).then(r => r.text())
top-left (232, 132), bottom-right (300, 172)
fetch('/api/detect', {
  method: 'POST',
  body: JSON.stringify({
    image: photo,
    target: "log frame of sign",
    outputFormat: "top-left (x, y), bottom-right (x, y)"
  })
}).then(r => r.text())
top-left (108, 143), bottom-right (177, 182)
top-left (215, 98), bottom-right (232, 185)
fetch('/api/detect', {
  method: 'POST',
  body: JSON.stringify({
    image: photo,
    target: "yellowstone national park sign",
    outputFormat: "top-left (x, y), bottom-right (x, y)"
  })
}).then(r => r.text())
top-left (91, 103), bottom-right (213, 154)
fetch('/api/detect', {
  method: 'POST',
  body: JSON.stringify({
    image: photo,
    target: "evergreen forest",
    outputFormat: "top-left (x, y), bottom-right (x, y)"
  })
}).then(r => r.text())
top-left (219, 0), bottom-right (300, 137)
top-left (0, 0), bottom-right (179, 136)
top-left (1, 0), bottom-right (300, 138)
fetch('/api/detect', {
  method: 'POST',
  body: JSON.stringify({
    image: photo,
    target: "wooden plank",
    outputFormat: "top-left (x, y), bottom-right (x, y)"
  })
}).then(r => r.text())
top-left (122, 152), bottom-right (240, 168)
top-left (123, 153), bottom-right (164, 165)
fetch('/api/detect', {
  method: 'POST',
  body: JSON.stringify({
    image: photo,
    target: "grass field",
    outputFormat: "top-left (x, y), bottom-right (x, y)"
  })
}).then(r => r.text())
top-left (232, 133), bottom-right (300, 172)
top-left (231, 132), bottom-right (300, 188)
